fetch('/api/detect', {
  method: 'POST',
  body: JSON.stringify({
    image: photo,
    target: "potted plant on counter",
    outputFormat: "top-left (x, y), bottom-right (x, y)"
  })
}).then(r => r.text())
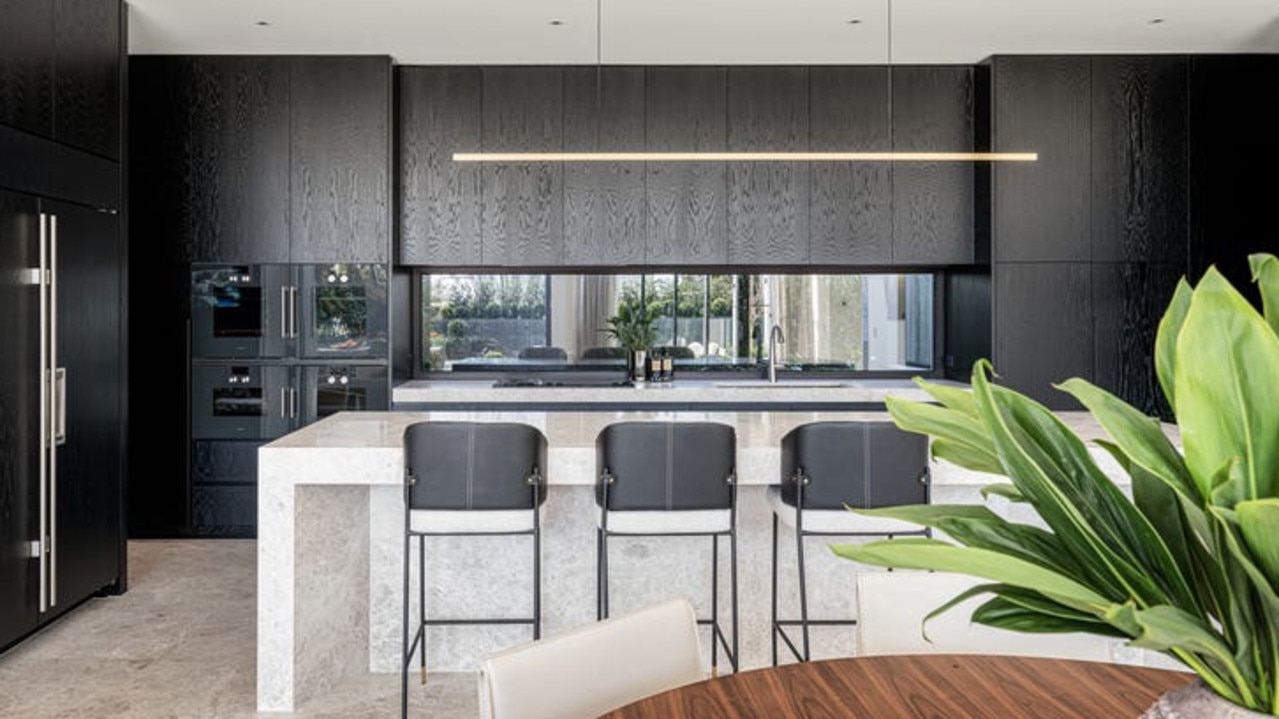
top-left (601, 303), bottom-right (658, 384)
top-left (833, 253), bottom-right (1279, 718)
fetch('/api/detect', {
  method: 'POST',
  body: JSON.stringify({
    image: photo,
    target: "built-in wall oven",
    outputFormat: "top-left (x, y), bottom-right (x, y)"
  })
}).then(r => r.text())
top-left (192, 263), bottom-right (389, 361)
top-left (301, 364), bottom-right (389, 424)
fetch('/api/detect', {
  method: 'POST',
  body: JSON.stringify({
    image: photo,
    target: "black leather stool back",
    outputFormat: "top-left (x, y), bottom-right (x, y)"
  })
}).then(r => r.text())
top-left (779, 421), bottom-right (928, 510)
top-left (596, 422), bottom-right (735, 511)
top-left (404, 421), bottom-right (548, 511)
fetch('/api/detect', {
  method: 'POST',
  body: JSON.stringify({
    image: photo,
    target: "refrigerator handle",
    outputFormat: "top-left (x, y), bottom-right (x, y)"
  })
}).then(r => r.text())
top-left (289, 285), bottom-right (299, 339)
top-left (290, 386), bottom-right (298, 420)
top-left (37, 213), bottom-right (49, 614)
top-left (280, 387), bottom-right (288, 419)
top-left (49, 213), bottom-right (58, 608)
top-left (54, 368), bottom-right (67, 445)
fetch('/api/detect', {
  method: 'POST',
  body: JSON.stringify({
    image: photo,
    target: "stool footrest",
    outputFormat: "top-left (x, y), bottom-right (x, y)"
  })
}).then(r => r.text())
top-left (420, 617), bottom-right (537, 626)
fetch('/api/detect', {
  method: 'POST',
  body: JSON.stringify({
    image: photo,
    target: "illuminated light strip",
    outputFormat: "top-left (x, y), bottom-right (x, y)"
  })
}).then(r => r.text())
top-left (452, 151), bottom-right (1038, 162)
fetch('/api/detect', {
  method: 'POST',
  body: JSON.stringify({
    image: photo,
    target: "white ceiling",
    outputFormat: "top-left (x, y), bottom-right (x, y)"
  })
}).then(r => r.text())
top-left (126, 0), bottom-right (1279, 65)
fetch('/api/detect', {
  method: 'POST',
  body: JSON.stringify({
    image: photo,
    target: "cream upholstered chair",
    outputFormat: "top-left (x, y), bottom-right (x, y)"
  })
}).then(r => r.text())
top-left (855, 570), bottom-right (1114, 660)
top-left (477, 598), bottom-right (704, 719)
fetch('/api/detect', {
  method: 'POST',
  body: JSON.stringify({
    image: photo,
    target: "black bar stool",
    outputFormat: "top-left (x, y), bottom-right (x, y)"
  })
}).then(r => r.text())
top-left (769, 420), bottom-right (931, 665)
top-left (595, 421), bottom-right (739, 675)
top-left (400, 421), bottom-right (548, 718)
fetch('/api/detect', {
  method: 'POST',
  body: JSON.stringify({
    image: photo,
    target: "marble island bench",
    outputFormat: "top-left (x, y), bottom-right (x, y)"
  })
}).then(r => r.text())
top-left (256, 404), bottom-right (1175, 712)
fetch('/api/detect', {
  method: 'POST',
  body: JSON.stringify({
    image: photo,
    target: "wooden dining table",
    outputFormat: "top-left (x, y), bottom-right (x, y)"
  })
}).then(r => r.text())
top-left (597, 654), bottom-right (1195, 718)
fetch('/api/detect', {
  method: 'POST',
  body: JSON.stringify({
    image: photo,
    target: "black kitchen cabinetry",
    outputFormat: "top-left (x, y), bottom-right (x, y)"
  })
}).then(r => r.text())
top-left (128, 54), bottom-right (393, 538)
top-left (0, 0), bottom-right (121, 159)
top-left (396, 64), bottom-right (976, 269)
top-left (987, 56), bottom-right (1189, 415)
top-left (0, 0), bottom-right (125, 655)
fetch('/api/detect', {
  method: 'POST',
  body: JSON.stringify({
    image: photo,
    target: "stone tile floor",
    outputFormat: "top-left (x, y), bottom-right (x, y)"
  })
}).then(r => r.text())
top-left (0, 540), bottom-right (478, 718)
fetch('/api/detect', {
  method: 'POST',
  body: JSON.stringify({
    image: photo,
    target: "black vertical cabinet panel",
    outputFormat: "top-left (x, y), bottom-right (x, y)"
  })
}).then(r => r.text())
top-left (727, 67), bottom-right (809, 265)
top-left (0, 0), bottom-right (54, 137)
top-left (397, 67), bottom-right (482, 266)
top-left (808, 67), bottom-right (891, 265)
top-left (186, 57), bottom-right (291, 264)
top-left (290, 56), bottom-right (390, 264)
top-left (0, 189), bottom-right (41, 650)
top-left (994, 262), bottom-right (1093, 409)
top-left (993, 57), bottom-right (1091, 262)
top-left (563, 67), bottom-right (646, 266)
top-left (1092, 262), bottom-right (1181, 420)
top-left (1091, 56), bottom-right (1187, 265)
top-left (645, 67), bottom-right (728, 265)
top-left (481, 67), bottom-right (563, 266)
top-left (126, 57), bottom-right (191, 536)
top-left (944, 270), bottom-right (991, 381)
top-left (52, 0), bottom-right (120, 159)
top-left (46, 200), bottom-right (122, 613)
top-left (1188, 55), bottom-right (1279, 295)
top-left (891, 66), bottom-right (975, 264)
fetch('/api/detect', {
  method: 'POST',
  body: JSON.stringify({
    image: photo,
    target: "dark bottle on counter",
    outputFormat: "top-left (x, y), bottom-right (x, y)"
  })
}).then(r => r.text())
top-left (661, 351), bottom-right (674, 382)
top-left (646, 353), bottom-right (661, 382)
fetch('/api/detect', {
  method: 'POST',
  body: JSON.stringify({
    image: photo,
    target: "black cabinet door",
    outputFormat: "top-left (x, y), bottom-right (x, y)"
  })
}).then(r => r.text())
top-left (480, 67), bottom-right (563, 266)
top-left (892, 66), bottom-right (975, 265)
top-left (185, 56), bottom-right (291, 264)
top-left (994, 262), bottom-right (1093, 409)
top-left (0, 0), bottom-right (54, 138)
top-left (645, 67), bottom-right (728, 266)
top-left (563, 67), bottom-right (646, 266)
top-left (727, 67), bottom-right (809, 265)
top-left (290, 57), bottom-right (391, 264)
top-left (0, 188), bottom-right (41, 650)
top-left (44, 199), bottom-right (122, 614)
top-left (809, 66), bottom-right (891, 265)
top-left (1091, 56), bottom-right (1188, 265)
top-left (52, 0), bottom-right (120, 159)
top-left (398, 66), bottom-right (482, 266)
top-left (1092, 262), bottom-right (1181, 419)
top-left (992, 57), bottom-right (1091, 263)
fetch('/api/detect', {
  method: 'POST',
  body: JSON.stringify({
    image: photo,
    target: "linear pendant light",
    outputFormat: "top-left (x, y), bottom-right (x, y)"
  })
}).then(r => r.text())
top-left (451, 0), bottom-right (1038, 164)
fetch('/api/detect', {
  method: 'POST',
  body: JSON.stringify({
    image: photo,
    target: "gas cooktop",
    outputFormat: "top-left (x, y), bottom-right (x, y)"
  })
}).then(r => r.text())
top-left (492, 377), bottom-right (633, 388)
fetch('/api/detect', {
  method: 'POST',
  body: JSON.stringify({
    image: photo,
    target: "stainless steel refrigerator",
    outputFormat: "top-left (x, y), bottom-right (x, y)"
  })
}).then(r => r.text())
top-left (0, 190), bottom-right (124, 651)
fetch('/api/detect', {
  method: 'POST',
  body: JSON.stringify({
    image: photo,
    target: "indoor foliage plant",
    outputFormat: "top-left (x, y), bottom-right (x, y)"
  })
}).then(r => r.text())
top-left (833, 253), bottom-right (1279, 716)
top-left (600, 302), bottom-right (659, 382)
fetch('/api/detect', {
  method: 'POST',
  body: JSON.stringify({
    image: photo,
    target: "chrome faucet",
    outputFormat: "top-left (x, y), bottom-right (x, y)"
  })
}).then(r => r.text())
top-left (768, 324), bottom-right (785, 383)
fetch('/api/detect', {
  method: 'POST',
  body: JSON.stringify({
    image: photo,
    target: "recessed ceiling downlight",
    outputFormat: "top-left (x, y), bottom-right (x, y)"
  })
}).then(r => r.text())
top-left (548, 19), bottom-right (564, 26)
top-left (254, 20), bottom-right (271, 27)
top-left (1148, 18), bottom-right (1165, 25)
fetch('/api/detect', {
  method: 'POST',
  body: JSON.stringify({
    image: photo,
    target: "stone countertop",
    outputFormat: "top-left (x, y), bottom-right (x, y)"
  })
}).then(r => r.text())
top-left (390, 377), bottom-right (965, 406)
top-left (261, 409), bottom-right (1179, 487)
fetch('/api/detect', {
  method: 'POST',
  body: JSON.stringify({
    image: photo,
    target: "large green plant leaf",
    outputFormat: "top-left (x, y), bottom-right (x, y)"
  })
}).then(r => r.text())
top-left (1174, 267), bottom-right (1279, 505)
top-left (913, 377), bottom-right (982, 418)
top-left (1250, 253), bottom-right (1279, 336)
top-left (1236, 499), bottom-right (1279, 592)
top-left (972, 595), bottom-right (1128, 636)
top-left (1057, 378), bottom-right (1198, 502)
top-left (884, 396), bottom-right (1001, 473)
top-left (830, 538), bottom-right (1111, 613)
top-left (1155, 279), bottom-right (1193, 412)
top-left (1107, 603), bottom-right (1250, 707)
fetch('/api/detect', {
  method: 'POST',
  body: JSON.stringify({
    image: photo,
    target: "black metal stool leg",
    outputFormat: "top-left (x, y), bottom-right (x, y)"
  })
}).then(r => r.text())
top-left (533, 510), bottom-right (542, 640)
top-left (771, 512), bottom-right (779, 666)
top-left (796, 528), bottom-right (811, 662)
top-left (730, 526), bottom-right (739, 673)
top-left (601, 531), bottom-right (611, 619)
top-left (401, 529), bottom-right (410, 719)
top-left (418, 534), bottom-right (427, 684)
top-left (711, 534), bottom-right (719, 676)
top-left (595, 527), bottom-right (604, 620)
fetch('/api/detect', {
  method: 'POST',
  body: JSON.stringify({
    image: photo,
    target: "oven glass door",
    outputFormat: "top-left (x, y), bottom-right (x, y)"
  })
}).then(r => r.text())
top-left (191, 264), bottom-right (295, 359)
top-left (300, 364), bottom-right (388, 426)
top-left (297, 264), bottom-right (389, 359)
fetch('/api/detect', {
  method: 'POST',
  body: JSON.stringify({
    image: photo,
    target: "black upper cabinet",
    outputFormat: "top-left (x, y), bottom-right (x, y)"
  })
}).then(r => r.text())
top-left (1091, 56), bottom-right (1187, 265)
top-left (53, 0), bottom-right (121, 159)
top-left (185, 57), bottom-right (291, 264)
top-left (0, 0), bottom-right (120, 160)
top-left (398, 66), bottom-right (482, 266)
top-left (290, 57), bottom-right (391, 264)
top-left (480, 67), bottom-right (563, 266)
top-left (645, 67), bottom-right (728, 265)
top-left (808, 66), bottom-right (891, 265)
top-left (891, 66), bottom-right (975, 265)
top-left (0, 0), bottom-right (54, 138)
top-left (563, 67), bottom-right (646, 266)
top-left (992, 56), bottom-right (1091, 262)
top-left (994, 262), bottom-right (1093, 409)
top-left (727, 67), bottom-right (809, 265)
